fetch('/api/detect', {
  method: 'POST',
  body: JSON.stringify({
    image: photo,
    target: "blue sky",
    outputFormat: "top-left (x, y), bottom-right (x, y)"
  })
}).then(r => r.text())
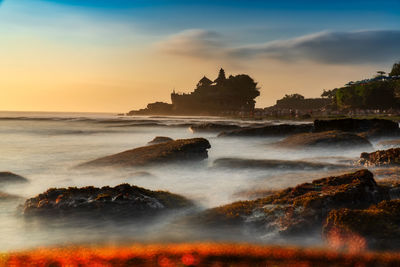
top-left (1, 0), bottom-right (400, 111)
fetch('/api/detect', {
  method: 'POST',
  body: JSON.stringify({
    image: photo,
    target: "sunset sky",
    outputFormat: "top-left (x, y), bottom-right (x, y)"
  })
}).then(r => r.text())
top-left (1, 0), bottom-right (400, 112)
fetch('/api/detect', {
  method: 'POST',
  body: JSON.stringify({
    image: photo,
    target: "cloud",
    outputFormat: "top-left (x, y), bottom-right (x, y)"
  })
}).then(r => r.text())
top-left (157, 29), bottom-right (400, 64)
top-left (155, 29), bottom-right (225, 58)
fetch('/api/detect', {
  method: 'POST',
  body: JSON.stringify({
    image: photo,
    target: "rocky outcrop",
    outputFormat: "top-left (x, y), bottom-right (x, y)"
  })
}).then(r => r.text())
top-left (23, 183), bottom-right (193, 219)
top-left (359, 148), bottom-right (400, 167)
top-left (314, 118), bottom-right (399, 138)
top-left (213, 158), bottom-right (349, 171)
top-left (218, 124), bottom-right (313, 137)
top-left (189, 170), bottom-right (386, 236)
top-left (78, 138), bottom-right (211, 168)
top-left (147, 136), bottom-right (173, 145)
top-left (0, 191), bottom-right (21, 201)
top-left (275, 131), bottom-right (372, 149)
top-left (0, 172), bottom-right (28, 184)
top-left (190, 123), bottom-right (241, 133)
top-left (323, 200), bottom-right (400, 250)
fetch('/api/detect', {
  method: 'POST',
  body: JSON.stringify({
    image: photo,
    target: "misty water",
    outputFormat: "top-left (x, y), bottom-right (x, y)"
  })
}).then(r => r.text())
top-left (0, 111), bottom-right (378, 251)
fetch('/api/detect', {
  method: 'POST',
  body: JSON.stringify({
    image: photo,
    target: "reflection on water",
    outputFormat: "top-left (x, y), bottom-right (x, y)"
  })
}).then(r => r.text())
top-left (0, 111), bottom-right (377, 251)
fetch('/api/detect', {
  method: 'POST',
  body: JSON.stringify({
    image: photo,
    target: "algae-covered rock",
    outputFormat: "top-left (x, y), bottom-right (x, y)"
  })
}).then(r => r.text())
top-left (323, 200), bottom-right (400, 250)
top-left (23, 183), bottom-right (193, 219)
top-left (189, 170), bottom-right (386, 236)
top-left (359, 148), bottom-right (400, 167)
top-left (78, 138), bottom-right (211, 168)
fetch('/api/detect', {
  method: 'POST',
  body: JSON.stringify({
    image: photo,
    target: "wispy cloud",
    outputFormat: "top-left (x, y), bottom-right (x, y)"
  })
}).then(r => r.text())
top-left (157, 29), bottom-right (400, 64)
top-left (155, 29), bottom-right (225, 58)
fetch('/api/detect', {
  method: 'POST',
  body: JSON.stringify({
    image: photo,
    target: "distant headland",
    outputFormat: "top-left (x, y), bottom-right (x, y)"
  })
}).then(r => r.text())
top-left (127, 61), bottom-right (400, 118)
top-left (128, 68), bottom-right (260, 116)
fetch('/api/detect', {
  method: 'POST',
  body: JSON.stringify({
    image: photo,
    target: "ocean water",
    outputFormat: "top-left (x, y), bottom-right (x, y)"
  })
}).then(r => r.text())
top-left (0, 111), bottom-right (377, 251)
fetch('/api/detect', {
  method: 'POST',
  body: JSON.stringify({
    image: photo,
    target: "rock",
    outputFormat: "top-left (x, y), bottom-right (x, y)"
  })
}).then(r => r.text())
top-left (189, 123), bottom-right (241, 133)
top-left (147, 136), bottom-right (174, 145)
top-left (188, 170), bottom-right (386, 236)
top-left (218, 124), bottom-right (313, 137)
top-left (275, 131), bottom-right (372, 149)
top-left (323, 200), bottom-right (400, 250)
top-left (23, 183), bottom-right (193, 219)
top-left (377, 139), bottom-right (400, 149)
top-left (358, 148), bottom-right (400, 167)
top-left (314, 118), bottom-right (399, 138)
top-left (213, 158), bottom-right (349, 171)
top-left (78, 138), bottom-right (211, 168)
top-left (0, 172), bottom-right (28, 185)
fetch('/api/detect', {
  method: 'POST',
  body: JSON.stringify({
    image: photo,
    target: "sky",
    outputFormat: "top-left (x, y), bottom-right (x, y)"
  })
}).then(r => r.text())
top-left (1, 0), bottom-right (400, 112)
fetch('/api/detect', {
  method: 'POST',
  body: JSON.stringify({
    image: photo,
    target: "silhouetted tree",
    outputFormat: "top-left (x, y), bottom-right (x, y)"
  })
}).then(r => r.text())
top-left (390, 61), bottom-right (400, 76)
top-left (376, 71), bottom-right (386, 77)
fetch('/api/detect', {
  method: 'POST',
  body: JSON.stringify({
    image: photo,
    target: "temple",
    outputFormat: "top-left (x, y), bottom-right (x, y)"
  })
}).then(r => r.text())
top-left (128, 68), bottom-right (260, 116)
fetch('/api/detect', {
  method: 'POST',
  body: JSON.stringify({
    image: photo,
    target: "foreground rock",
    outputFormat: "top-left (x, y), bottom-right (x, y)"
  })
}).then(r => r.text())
top-left (314, 118), bottom-right (399, 138)
top-left (147, 136), bottom-right (173, 145)
top-left (218, 124), bottom-right (312, 137)
top-left (213, 158), bottom-right (349, 171)
top-left (190, 123), bottom-right (241, 133)
top-left (78, 138), bottom-right (211, 168)
top-left (188, 170), bottom-right (386, 236)
top-left (0, 172), bottom-right (28, 185)
top-left (323, 200), bottom-right (400, 250)
top-left (275, 131), bottom-right (372, 149)
top-left (23, 184), bottom-right (193, 219)
top-left (359, 148), bottom-right (400, 167)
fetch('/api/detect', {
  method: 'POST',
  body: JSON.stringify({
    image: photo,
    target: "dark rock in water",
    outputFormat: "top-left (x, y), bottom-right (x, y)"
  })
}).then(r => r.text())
top-left (275, 131), bottom-right (372, 149)
top-left (377, 139), bottom-right (400, 149)
top-left (190, 123), bottom-right (241, 133)
top-left (314, 118), bottom-right (399, 138)
top-left (213, 158), bottom-right (349, 171)
top-left (0, 172), bottom-right (28, 184)
top-left (23, 183), bottom-right (193, 219)
top-left (147, 136), bottom-right (174, 145)
top-left (188, 170), bottom-right (386, 236)
top-left (323, 200), bottom-right (400, 250)
top-left (358, 148), bottom-right (400, 167)
top-left (218, 124), bottom-right (313, 137)
top-left (78, 138), bottom-right (211, 168)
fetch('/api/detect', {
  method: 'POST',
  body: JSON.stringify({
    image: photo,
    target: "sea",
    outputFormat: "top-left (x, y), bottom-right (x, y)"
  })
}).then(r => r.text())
top-left (0, 111), bottom-right (377, 251)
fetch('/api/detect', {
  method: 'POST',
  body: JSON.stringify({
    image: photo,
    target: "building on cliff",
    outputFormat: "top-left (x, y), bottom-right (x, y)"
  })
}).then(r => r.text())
top-left (170, 68), bottom-right (260, 115)
top-left (128, 68), bottom-right (260, 115)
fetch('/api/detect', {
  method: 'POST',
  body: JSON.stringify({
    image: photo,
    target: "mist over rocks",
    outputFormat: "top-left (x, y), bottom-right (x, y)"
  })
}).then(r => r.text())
top-left (275, 131), bottom-right (372, 149)
top-left (0, 172), bottom-right (28, 185)
top-left (77, 138), bottom-right (211, 168)
top-left (184, 170), bottom-right (387, 238)
top-left (213, 158), bottom-right (350, 171)
top-left (218, 124), bottom-right (313, 137)
top-left (23, 183), bottom-right (194, 219)
top-left (314, 118), bottom-right (400, 138)
top-left (190, 123), bottom-right (241, 133)
top-left (147, 136), bottom-right (174, 145)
